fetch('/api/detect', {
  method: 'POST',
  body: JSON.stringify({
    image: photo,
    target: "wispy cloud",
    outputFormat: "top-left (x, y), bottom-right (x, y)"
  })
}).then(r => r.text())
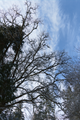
top-left (58, 0), bottom-right (80, 56)
top-left (0, 0), bottom-right (24, 9)
top-left (61, 13), bottom-right (80, 56)
top-left (38, 0), bottom-right (62, 50)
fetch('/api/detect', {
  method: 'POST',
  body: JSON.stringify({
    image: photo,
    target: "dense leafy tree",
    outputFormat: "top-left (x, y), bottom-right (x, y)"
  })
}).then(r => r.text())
top-left (0, 0), bottom-right (69, 118)
top-left (0, 24), bottom-right (24, 114)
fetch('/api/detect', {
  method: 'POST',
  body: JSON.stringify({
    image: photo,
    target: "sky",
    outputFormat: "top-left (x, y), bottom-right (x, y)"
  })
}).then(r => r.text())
top-left (0, 0), bottom-right (80, 57)
top-left (38, 0), bottom-right (80, 57)
top-left (0, 0), bottom-right (80, 119)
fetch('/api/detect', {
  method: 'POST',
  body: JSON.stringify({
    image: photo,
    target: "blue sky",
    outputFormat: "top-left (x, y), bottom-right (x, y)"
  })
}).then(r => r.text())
top-left (59, 0), bottom-right (80, 55)
top-left (38, 0), bottom-right (80, 57)
top-left (0, 0), bottom-right (80, 57)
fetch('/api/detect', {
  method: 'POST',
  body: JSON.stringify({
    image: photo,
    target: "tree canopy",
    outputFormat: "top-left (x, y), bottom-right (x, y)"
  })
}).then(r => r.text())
top-left (0, 1), bottom-right (70, 119)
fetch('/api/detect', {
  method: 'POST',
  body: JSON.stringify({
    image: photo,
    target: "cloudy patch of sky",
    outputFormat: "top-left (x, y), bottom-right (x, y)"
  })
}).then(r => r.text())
top-left (58, 0), bottom-right (80, 56)
top-left (38, 0), bottom-right (80, 56)
top-left (38, 0), bottom-right (62, 50)
top-left (30, 0), bottom-right (80, 57)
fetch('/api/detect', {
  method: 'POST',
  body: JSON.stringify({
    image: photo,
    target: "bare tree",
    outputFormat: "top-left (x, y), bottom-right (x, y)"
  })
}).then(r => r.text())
top-left (0, 0), bottom-right (69, 116)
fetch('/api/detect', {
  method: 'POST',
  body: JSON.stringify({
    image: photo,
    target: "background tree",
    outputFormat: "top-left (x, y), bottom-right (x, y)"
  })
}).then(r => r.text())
top-left (61, 60), bottom-right (80, 120)
top-left (0, 0), bottom-right (69, 118)
top-left (11, 103), bottom-right (24, 120)
top-left (32, 87), bottom-right (56, 120)
top-left (0, 103), bottom-right (24, 120)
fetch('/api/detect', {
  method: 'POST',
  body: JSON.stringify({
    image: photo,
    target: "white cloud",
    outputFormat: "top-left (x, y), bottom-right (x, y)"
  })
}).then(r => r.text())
top-left (0, 0), bottom-right (25, 9)
top-left (38, 0), bottom-right (62, 50)
top-left (61, 14), bottom-right (80, 56)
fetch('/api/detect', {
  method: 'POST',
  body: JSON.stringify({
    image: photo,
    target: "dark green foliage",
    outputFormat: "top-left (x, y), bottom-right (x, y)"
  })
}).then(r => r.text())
top-left (0, 25), bottom-right (24, 113)
top-left (0, 25), bottom-right (24, 55)
top-left (0, 62), bottom-right (15, 106)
